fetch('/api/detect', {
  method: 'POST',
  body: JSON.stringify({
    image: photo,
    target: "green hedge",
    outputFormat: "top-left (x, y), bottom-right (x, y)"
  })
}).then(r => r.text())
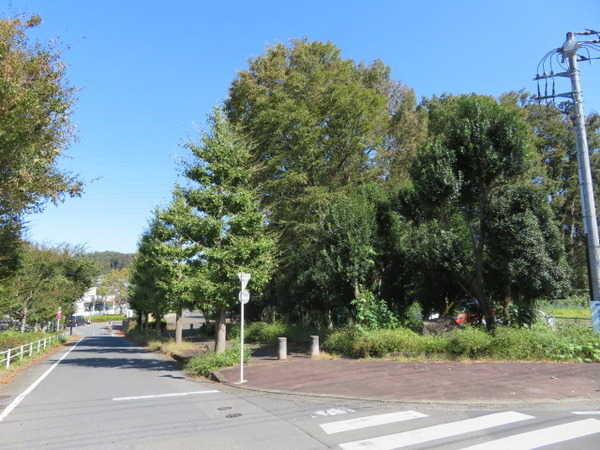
top-left (86, 315), bottom-right (125, 323)
top-left (322, 324), bottom-right (600, 362)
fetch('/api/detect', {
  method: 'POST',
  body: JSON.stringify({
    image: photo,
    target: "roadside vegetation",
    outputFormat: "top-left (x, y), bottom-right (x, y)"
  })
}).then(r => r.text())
top-left (127, 38), bottom-right (600, 362)
top-left (2, 17), bottom-right (599, 376)
top-left (0, 330), bottom-right (69, 376)
top-left (86, 314), bottom-right (125, 323)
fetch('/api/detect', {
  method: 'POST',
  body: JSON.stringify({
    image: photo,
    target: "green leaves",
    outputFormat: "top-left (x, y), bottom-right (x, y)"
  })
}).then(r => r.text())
top-left (2, 243), bottom-right (99, 330)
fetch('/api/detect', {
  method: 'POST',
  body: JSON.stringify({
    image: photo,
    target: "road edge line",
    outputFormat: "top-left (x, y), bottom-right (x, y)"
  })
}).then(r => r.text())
top-left (0, 337), bottom-right (84, 422)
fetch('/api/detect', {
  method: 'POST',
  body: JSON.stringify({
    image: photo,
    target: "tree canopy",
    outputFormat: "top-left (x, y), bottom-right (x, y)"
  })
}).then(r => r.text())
top-left (128, 39), bottom-right (587, 336)
top-left (0, 15), bottom-right (82, 278)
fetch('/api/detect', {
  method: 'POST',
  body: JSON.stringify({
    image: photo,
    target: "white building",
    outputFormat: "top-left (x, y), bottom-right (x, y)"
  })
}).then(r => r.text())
top-left (73, 287), bottom-right (132, 317)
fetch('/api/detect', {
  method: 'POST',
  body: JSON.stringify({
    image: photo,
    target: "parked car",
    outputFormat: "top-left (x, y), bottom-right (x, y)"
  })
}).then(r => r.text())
top-left (67, 315), bottom-right (86, 327)
top-left (453, 300), bottom-right (485, 325)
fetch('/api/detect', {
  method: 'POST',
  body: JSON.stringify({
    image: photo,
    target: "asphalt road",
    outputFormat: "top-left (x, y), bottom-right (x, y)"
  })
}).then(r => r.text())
top-left (0, 323), bottom-right (323, 449)
top-left (1, 322), bottom-right (599, 449)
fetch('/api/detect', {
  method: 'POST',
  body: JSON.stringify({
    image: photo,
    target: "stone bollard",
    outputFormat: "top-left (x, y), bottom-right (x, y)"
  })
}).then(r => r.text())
top-left (278, 337), bottom-right (287, 360)
top-left (310, 335), bottom-right (320, 358)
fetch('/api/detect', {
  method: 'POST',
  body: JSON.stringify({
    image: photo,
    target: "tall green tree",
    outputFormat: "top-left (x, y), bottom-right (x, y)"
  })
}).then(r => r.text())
top-left (154, 192), bottom-right (199, 343)
top-left (224, 38), bottom-right (424, 246)
top-left (412, 94), bottom-right (558, 329)
top-left (128, 220), bottom-right (172, 333)
top-left (486, 183), bottom-right (569, 315)
top-left (502, 92), bottom-right (600, 291)
top-left (179, 110), bottom-right (275, 352)
top-left (0, 15), bottom-right (82, 272)
top-left (224, 39), bottom-right (425, 322)
top-left (1, 243), bottom-right (98, 332)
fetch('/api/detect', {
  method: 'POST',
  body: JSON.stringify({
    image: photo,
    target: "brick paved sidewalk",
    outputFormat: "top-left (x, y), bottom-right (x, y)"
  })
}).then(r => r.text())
top-left (215, 352), bottom-right (600, 405)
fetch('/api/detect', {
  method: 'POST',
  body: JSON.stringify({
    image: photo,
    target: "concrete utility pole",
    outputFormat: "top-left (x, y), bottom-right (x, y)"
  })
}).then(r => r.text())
top-left (535, 30), bottom-right (600, 331)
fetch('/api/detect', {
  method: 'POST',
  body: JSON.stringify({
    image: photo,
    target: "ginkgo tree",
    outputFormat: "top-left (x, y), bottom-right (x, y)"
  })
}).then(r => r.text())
top-left (177, 110), bottom-right (275, 353)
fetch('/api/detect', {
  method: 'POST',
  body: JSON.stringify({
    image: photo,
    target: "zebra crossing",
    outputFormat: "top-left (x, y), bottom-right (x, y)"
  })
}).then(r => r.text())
top-left (313, 408), bottom-right (600, 449)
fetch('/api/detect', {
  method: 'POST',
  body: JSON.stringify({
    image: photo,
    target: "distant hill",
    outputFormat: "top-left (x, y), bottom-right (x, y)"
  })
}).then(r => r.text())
top-left (87, 251), bottom-right (134, 274)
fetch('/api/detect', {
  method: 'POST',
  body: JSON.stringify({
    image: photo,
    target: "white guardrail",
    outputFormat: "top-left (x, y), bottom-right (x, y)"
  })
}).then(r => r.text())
top-left (0, 332), bottom-right (69, 369)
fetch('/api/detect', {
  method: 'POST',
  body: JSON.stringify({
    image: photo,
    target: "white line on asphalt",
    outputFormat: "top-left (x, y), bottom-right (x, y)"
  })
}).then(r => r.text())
top-left (321, 410), bottom-right (428, 434)
top-left (339, 411), bottom-right (534, 450)
top-left (112, 390), bottom-right (220, 401)
top-left (573, 411), bottom-right (600, 415)
top-left (0, 337), bottom-right (84, 423)
top-left (461, 418), bottom-right (600, 449)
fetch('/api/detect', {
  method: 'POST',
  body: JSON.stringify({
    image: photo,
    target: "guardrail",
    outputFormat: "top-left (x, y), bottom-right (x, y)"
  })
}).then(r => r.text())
top-left (0, 332), bottom-right (69, 369)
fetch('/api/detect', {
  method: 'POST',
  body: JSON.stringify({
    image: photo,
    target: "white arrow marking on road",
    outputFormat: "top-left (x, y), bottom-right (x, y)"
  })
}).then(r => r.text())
top-left (113, 390), bottom-right (220, 401)
top-left (461, 418), bottom-right (600, 449)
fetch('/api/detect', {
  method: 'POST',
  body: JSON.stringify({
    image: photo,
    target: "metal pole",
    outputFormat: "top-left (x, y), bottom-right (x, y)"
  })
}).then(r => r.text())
top-left (562, 33), bottom-right (600, 331)
top-left (239, 296), bottom-right (245, 383)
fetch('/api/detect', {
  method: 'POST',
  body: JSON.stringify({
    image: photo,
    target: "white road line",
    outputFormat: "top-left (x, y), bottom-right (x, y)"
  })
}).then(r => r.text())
top-left (113, 390), bottom-right (220, 401)
top-left (573, 411), bottom-right (600, 415)
top-left (339, 411), bottom-right (534, 450)
top-left (321, 410), bottom-right (428, 434)
top-left (0, 337), bottom-right (84, 423)
top-left (461, 418), bottom-right (600, 449)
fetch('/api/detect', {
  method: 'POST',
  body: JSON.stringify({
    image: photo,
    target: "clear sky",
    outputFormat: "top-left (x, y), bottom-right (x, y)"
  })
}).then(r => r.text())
top-left (6, 0), bottom-right (600, 254)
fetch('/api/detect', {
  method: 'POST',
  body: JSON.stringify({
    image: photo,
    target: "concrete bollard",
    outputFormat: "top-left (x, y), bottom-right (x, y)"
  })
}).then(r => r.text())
top-left (310, 335), bottom-right (320, 358)
top-left (278, 337), bottom-right (287, 360)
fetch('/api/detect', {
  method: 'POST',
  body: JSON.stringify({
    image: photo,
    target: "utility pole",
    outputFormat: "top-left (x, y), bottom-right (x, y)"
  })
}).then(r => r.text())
top-left (534, 30), bottom-right (600, 331)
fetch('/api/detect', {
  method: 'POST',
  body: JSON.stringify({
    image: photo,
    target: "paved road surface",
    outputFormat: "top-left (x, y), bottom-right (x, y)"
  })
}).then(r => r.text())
top-left (1, 322), bottom-right (599, 449)
top-left (0, 323), bottom-right (322, 449)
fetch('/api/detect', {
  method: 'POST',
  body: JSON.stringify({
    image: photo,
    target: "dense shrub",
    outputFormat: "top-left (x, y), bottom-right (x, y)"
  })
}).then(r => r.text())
top-left (443, 327), bottom-right (493, 358)
top-left (350, 290), bottom-right (400, 331)
top-left (324, 327), bottom-right (446, 358)
top-left (323, 323), bottom-right (600, 362)
top-left (185, 344), bottom-right (251, 378)
top-left (552, 325), bottom-right (600, 362)
top-left (245, 322), bottom-right (287, 344)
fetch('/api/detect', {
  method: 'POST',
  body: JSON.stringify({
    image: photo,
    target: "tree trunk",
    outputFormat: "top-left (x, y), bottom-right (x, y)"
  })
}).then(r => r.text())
top-left (175, 307), bottom-right (183, 344)
top-left (215, 306), bottom-right (227, 354)
top-left (20, 304), bottom-right (28, 333)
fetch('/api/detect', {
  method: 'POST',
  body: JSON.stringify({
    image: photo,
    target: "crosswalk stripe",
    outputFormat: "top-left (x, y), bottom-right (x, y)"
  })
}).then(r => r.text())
top-left (339, 411), bottom-right (534, 450)
top-left (573, 411), bottom-right (600, 415)
top-left (461, 418), bottom-right (600, 449)
top-left (321, 410), bottom-right (428, 434)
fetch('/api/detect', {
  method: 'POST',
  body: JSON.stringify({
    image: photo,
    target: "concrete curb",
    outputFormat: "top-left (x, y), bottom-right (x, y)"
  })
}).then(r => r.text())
top-left (210, 369), bottom-right (600, 409)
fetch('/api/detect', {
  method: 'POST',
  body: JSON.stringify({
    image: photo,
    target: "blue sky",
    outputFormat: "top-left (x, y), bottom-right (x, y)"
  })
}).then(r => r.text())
top-left (6, 0), bottom-right (600, 254)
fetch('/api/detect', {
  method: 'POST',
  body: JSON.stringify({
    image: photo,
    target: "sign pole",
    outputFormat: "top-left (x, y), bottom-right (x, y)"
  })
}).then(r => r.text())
top-left (237, 273), bottom-right (250, 384)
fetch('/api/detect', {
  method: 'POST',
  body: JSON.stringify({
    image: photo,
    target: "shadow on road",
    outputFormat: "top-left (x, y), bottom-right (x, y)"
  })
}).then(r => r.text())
top-left (55, 335), bottom-right (182, 372)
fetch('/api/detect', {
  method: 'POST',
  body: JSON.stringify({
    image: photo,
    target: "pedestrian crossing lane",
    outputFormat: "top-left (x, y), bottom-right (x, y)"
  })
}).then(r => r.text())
top-left (317, 409), bottom-right (600, 449)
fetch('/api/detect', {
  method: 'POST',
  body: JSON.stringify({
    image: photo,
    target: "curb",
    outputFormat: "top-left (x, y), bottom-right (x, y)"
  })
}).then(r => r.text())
top-left (210, 369), bottom-right (600, 409)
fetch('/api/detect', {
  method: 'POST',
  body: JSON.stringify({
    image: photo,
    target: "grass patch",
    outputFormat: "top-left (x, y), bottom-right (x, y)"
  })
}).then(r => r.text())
top-left (542, 307), bottom-right (590, 319)
top-left (157, 340), bottom-right (197, 357)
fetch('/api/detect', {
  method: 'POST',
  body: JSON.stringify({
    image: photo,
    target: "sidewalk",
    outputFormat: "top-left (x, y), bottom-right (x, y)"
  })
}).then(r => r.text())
top-left (214, 350), bottom-right (600, 406)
